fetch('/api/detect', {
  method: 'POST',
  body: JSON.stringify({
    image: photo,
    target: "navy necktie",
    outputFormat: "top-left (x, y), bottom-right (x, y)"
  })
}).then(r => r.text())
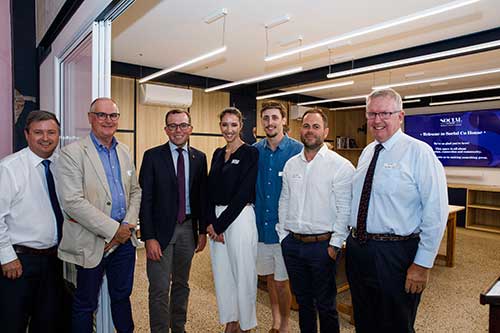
top-left (356, 143), bottom-right (384, 243)
top-left (42, 160), bottom-right (64, 243)
top-left (176, 148), bottom-right (186, 224)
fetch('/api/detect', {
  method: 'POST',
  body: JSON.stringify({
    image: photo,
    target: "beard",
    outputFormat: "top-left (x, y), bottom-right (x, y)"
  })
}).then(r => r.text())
top-left (301, 134), bottom-right (323, 150)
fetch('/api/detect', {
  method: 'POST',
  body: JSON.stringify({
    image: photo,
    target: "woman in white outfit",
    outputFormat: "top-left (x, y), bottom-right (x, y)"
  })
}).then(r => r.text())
top-left (207, 107), bottom-right (259, 333)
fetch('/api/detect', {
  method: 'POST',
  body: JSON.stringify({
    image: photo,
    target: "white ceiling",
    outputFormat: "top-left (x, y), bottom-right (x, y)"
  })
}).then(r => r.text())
top-left (111, 0), bottom-right (500, 100)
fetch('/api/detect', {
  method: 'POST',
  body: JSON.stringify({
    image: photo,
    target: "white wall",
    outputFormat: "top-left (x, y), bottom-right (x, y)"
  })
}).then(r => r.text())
top-left (0, 0), bottom-right (13, 158)
top-left (405, 100), bottom-right (500, 187)
top-left (39, 0), bottom-right (113, 113)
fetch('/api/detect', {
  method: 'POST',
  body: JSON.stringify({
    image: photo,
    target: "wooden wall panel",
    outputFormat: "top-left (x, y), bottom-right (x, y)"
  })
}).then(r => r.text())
top-left (112, 76), bottom-right (135, 131)
top-left (115, 132), bottom-right (135, 162)
top-left (191, 87), bottom-right (229, 133)
top-left (136, 103), bottom-right (170, 170)
top-left (333, 110), bottom-right (367, 148)
top-left (189, 136), bottom-right (227, 167)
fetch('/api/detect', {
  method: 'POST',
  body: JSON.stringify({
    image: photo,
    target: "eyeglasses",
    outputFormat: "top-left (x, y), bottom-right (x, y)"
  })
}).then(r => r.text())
top-left (166, 123), bottom-right (192, 131)
top-left (366, 111), bottom-right (401, 120)
top-left (90, 112), bottom-right (120, 121)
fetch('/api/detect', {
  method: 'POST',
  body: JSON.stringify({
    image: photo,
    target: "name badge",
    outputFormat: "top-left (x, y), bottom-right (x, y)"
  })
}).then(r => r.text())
top-left (291, 173), bottom-right (303, 180)
top-left (127, 170), bottom-right (133, 176)
top-left (278, 171), bottom-right (283, 177)
top-left (383, 163), bottom-right (398, 169)
top-left (231, 159), bottom-right (240, 165)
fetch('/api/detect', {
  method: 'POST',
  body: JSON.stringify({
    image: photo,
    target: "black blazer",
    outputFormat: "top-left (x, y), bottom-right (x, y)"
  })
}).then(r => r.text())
top-left (139, 142), bottom-right (208, 250)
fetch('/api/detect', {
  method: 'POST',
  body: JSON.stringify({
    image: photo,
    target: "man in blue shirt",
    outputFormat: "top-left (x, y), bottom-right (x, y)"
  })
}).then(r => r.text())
top-left (346, 89), bottom-right (448, 332)
top-left (254, 101), bottom-right (302, 333)
top-left (57, 98), bottom-right (141, 333)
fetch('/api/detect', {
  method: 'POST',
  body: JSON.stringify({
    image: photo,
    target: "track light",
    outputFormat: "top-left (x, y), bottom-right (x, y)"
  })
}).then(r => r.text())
top-left (297, 94), bottom-right (367, 106)
top-left (429, 96), bottom-right (500, 106)
top-left (265, 0), bottom-right (480, 62)
top-left (256, 80), bottom-right (354, 100)
top-left (404, 84), bottom-right (500, 99)
top-left (205, 67), bottom-right (303, 92)
top-left (139, 46), bottom-right (227, 84)
top-left (327, 39), bottom-right (500, 79)
top-left (372, 67), bottom-right (500, 90)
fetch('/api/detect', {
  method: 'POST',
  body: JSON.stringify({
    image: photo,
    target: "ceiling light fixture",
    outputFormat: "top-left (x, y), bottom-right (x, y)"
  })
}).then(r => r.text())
top-left (429, 96), bottom-right (500, 106)
top-left (297, 94), bottom-right (367, 106)
top-left (256, 80), bottom-right (354, 100)
top-left (139, 46), bottom-right (227, 84)
top-left (405, 84), bottom-right (500, 99)
top-left (265, 0), bottom-right (479, 62)
top-left (205, 66), bottom-right (304, 92)
top-left (327, 39), bottom-right (500, 79)
top-left (329, 105), bottom-right (366, 111)
top-left (204, 8), bottom-right (228, 24)
top-left (372, 67), bottom-right (500, 90)
top-left (328, 98), bottom-right (420, 110)
top-left (265, 15), bottom-right (291, 29)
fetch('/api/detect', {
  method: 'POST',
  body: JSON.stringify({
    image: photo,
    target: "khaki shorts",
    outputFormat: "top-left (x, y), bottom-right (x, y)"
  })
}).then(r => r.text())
top-left (256, 242), bottom-right (288, 281)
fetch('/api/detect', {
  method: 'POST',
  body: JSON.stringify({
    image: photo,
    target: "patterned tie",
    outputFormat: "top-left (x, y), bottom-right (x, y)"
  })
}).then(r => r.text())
top-left (356, 144), bottom-right (384, 243)
top-left (176, 148), bottom-right (186, 224)
top-left (42, 160), bottom-right (64, 243)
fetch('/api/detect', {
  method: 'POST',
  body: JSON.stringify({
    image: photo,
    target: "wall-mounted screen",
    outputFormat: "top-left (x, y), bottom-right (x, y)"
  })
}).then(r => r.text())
top-left (404, 109), bottom-right (500, 167)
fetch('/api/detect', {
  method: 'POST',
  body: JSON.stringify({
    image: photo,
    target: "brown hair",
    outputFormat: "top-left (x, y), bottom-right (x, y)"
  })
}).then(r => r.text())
top-left (302, 108), bottom-right (328, 127)
top-left (165, 109), bottom-right (191, 126)
top-left (260, 100), bottom-right (287, 119)
top-left (219, 107), bottom-right (243, 125)
top-left (25, 110), bottom-right (60, 133)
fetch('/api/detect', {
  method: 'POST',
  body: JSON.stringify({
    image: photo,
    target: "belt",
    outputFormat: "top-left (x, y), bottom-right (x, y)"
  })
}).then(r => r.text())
top-left (13, 245), bottom-right (58, 256)
top-left (291, 232), bottom-right (332, 243)
top-left (351, 228), bottom-right (419, 241)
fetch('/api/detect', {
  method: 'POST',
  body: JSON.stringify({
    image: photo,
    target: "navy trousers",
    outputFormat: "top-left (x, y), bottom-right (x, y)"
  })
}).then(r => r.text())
top-left (72, 240), bottom-right (136, 333)
top-left (346, 235), bottom-right (421, 333)
top-left (281, 234), bottom-right (339, 333)
top-left (0, 253), bottom-right (64, 333)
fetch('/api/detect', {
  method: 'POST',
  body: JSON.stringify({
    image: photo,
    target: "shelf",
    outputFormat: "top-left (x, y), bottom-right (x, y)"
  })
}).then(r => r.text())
top-left (467, 224), bottom-right (500, 234)
top-left (468, 204), bottom-right (500, 211)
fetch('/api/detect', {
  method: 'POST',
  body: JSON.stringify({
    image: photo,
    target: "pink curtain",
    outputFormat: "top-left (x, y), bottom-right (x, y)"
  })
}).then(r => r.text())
top-left (0, 0), bottom-right (13, 158)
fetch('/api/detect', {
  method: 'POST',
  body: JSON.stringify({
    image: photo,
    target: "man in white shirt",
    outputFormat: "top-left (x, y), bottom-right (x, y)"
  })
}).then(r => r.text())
top-left (277, 108), bottom-right (354, 333)
top-left (346, 88), bottom-right (448, 333)
top-left (0, 111), bottom-right (65, 332)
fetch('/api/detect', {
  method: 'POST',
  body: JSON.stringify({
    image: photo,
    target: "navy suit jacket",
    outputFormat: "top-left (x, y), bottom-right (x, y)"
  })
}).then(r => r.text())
top-left (139, 142), bottom-right (208, 250)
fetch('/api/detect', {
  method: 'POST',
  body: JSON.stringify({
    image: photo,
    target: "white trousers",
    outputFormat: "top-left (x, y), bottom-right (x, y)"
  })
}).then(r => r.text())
top-left (210, 205), bottom-right (258, 330)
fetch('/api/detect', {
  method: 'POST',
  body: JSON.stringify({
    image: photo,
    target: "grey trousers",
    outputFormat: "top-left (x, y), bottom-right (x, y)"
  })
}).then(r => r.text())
top-left (147, 220), bottom-right (196, 333)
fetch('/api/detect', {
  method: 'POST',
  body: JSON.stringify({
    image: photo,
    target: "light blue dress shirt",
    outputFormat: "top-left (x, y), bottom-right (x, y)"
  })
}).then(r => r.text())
top-left (90, 133), bottom-right (127, 222)
top-left (350, 129), bottom-right (449, 268)
top-left (168, 141), bottom-right (191, 214)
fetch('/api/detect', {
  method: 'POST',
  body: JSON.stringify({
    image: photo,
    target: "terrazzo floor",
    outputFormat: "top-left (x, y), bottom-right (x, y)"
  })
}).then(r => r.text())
top-left (130, 228), bottom-right (500, 332)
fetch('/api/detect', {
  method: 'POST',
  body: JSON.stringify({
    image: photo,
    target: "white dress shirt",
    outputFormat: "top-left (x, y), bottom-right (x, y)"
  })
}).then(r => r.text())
top-left (350, 129), bottom-right (448, 268)
top-left (0, 148), bottom-right (59, 264)
top-left (277, 144), bottom-right (354, 248)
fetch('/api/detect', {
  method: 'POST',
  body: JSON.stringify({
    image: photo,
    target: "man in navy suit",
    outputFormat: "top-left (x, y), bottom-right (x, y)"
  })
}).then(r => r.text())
top-left (139, 109), bottom-right (208, 333)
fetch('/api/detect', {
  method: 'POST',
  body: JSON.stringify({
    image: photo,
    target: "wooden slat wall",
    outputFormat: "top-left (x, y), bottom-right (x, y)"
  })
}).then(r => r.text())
top-left (111, 76), bottom-right (230, 171)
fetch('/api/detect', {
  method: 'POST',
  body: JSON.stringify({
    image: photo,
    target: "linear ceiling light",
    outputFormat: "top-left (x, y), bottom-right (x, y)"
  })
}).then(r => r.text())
top-left (328, 98), bottom-right (420, 110)
top-left (265, 0), bottom-right (479, 62)
top-left (326, 39), bottom-right (500, 79)
top-left (429, 96), bottom-right (500, 106)
top-left (404, 84), bottom-right (500, 99)
top-left (265, 15), bottom-right (291, 29)
top-left (205, 66), bottom-right (303, 92)
top-left (204, 8), bottom-right (228, 24)
top-left (256, 80), bottom-right (354, 100)
top-left (372, 67), bottom-right (500, 90)
top-left (297, 94), bottom-right (368, 106)
top-left (139, 46), bottom-right (227, 84)
top-left (329, 105), bottom-right (366, 110)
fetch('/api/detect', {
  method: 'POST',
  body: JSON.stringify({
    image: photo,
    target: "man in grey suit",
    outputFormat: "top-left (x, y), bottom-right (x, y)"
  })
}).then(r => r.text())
top-left (57, 98), bottom-right (141, 333)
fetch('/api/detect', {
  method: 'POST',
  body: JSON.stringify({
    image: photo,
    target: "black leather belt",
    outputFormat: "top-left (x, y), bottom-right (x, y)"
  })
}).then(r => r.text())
top-left (13, 245), bottom-right (58, 256)
top-left (351, 228), bottom-right (419, 241)
top-left (291, 232), bottom-right (332, 243)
